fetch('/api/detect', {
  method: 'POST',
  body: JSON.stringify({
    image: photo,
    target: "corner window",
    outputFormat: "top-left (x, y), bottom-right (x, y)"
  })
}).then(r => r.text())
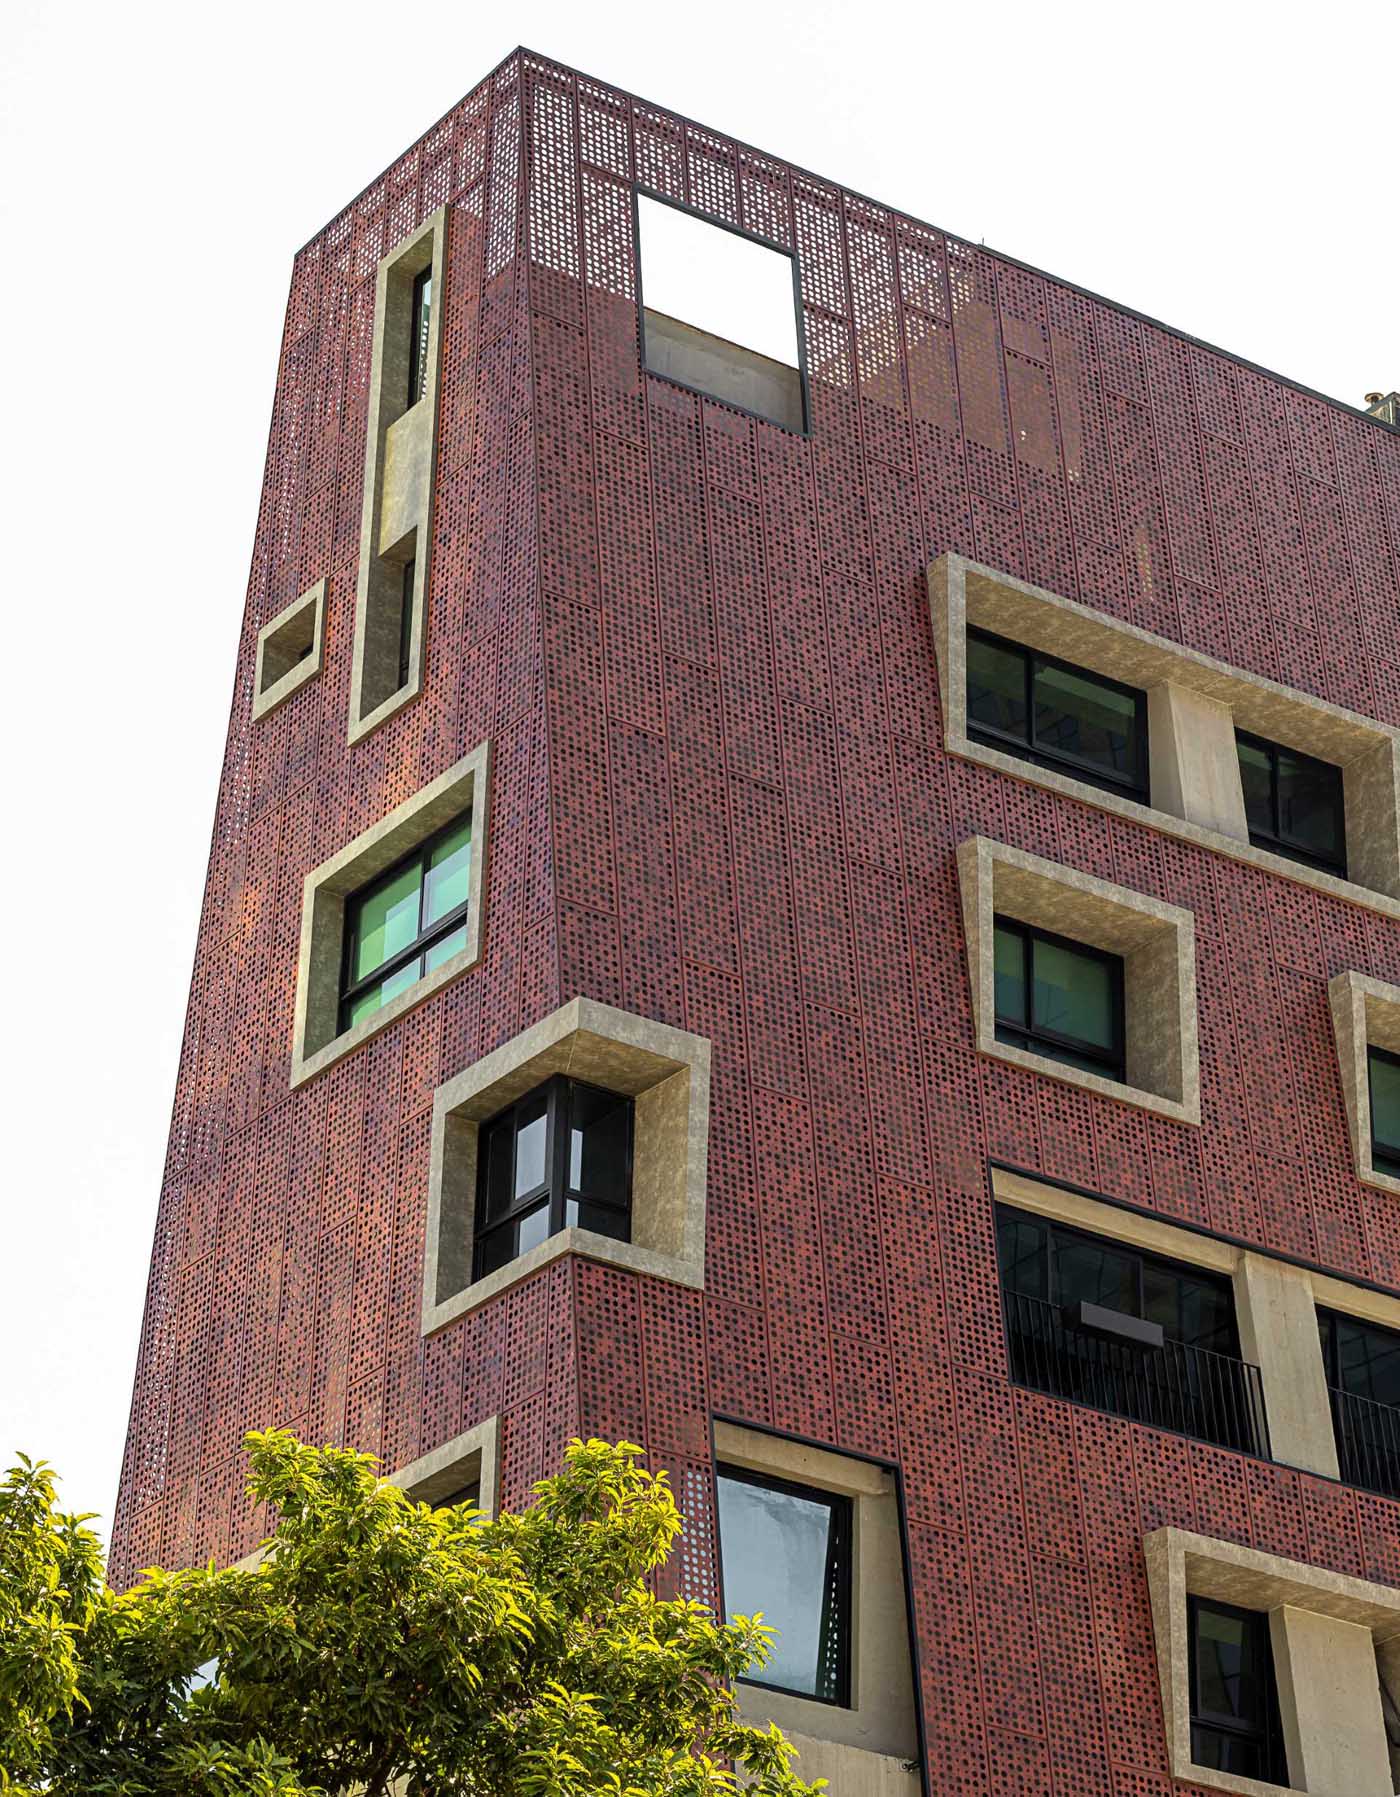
top-left (408, 267), bottom-right (433, 407)
top-left (1370, 1047), bottom-right (1400, 1177)
top-left (1236, 730), bottom-right (1346, 876)
top-left (966, 627), bottom-right (1149, 801)
top-left (996, 1206), bottom-right (1268, 1457)
top-left (716, 1466), bottom-right (852, 1707)
top-left (474, 1076), bottom-right (633, 1279)
top-left (636, 192), bottom-right (806, 434)
top-left (340, 815), bottom-right (471, 1032)
top-left (993, 916), bottom-right (1125, 1080)
top-left (1188, 1597), bottom-right (1287, 1783)
top-left (1318, 1307), bottom-right (1400, 1500)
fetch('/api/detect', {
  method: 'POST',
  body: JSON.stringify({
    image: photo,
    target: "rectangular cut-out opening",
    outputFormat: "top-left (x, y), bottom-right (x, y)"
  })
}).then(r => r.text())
top-left (252, 580), bottom-right (325, 721)
top-left (636, 191), bottom-right (807, 434)
top-left (1328, 971), bottom-right (1400, 1198)
top-left (388, 1418), bottom-right (500, 1519)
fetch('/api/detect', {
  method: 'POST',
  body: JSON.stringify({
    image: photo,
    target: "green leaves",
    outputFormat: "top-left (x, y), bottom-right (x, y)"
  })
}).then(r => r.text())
top-left (0, 1436), bottom-right (824, 1797)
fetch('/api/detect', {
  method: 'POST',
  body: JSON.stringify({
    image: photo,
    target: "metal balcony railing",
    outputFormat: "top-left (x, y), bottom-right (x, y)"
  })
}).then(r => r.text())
top-left (1002, 1290), bottom-right (1271, 1459)
top-left (1329, 1384), bottom-right (1400, 1501)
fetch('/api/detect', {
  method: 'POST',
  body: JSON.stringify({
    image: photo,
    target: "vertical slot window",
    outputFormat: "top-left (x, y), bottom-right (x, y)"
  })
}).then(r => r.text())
top-left (1187, 1597), bottom-right (1287, 1783)
top-left (408, 267), bottom-right (432, 407)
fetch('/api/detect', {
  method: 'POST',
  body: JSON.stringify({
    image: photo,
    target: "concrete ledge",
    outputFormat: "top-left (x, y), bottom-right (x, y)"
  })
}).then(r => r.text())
top-left (930, 553), bottom-right (1400, 916)
top-left (388, 1416), bottom-right (500, 1518)
top-left (1329, 971), bottom-right (1400, 1199)
top-left (642, 308), bottom-right (805, 433)
top-left (957, 835), bottom-right (1200, 1124)
top-left (252, 580), bottom-right (325, 721)
top-left (422, 998), bottom-right (711, 1332)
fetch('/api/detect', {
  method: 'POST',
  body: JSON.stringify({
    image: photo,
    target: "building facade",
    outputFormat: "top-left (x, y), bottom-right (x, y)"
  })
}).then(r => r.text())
top-left (113, 48), bottom-right (1400, 1796)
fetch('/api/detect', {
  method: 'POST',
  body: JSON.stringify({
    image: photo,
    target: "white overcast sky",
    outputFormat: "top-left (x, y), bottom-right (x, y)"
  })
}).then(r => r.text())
top-left (1, 0), bottom-right (1396, 1546)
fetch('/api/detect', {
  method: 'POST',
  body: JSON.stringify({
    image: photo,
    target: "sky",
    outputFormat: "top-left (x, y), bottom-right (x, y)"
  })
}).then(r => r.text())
top-left (0, 0), bottom-right (1396, 1546)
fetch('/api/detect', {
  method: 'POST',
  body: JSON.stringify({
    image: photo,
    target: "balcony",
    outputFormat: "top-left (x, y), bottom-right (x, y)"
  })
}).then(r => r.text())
top-left (1002, 1291), bottom-right (1271, 1459)
top-left (1329, 1384), bottom-right (1400, 1500)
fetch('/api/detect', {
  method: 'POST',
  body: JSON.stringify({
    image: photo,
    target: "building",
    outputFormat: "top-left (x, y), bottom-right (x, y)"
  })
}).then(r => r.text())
top-left (112, 46), bottom-right (1400, 1796)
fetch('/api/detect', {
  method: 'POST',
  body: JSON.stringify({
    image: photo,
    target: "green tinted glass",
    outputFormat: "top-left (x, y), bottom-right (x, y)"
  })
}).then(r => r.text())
top-left (967, 635), bottom-right (1028, 740)
top-left (423, 820), bottom-right (471, 926)
top-left (1370, 1051), bottom-right (1400, 1166)
top-left (1030, 937), bottom-right (1114, 1051)
top-left (1276, 746), bottom-right (1344, 865)
top-left (423, 924), bottom-right (467, 973)
top-left (1033, 662), bottom-right (1140, 783)
top-left (993, 925), bottom-right (1027, 1026)
top-left (346, 955), bottom-right (424, 1027)
top-left (351, 863), bottom-right (422, 982)
top-left (1236, 737), bottom-right (1273, 837)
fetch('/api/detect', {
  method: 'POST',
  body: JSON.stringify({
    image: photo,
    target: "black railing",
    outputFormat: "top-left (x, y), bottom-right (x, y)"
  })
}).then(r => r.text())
top-left (1329, 1385), bottom-right (1400, 1500)
top-left (1002, 1291), bottom-right (1271, 1459)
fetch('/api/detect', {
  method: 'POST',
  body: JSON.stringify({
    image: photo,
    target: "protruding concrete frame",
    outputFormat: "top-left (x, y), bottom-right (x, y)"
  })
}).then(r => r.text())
top-left (930, 554), bottom-right (1400, 916)
top-left (289, 741), bottom-right (490, 1089)
top-left (713, 1421), bottom-right (919, 1793)
top-left (347, 207), bottom-right (448, 745)
top-left (1328, 970), bottom-right (1400, 1198)
top-left (252, 579), bottom-right (326, 721)
top-left (957, 835), bottom-right (1200, 1124)
top-left (1145, 1525), bottom-right (1400, 1796)
top-left (422, 998), bottom-right (711, 1333)
top-left (388, 1416), bottom-right (501, 1518)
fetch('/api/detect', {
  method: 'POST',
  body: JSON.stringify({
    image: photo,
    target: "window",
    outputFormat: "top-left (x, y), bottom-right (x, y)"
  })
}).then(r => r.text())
top-left (428, 1482), bottom-right (478, 1511)
top-left (995, 1206), bottom-right (1268, 1456)
top-left (636, 191), bottom-right (807, 434)
top-left (1318, 1307), bottom-right (1400, 1499)
top-left (339, 814), bottom-right (471, 1032)
top-left (993, 916), bottom-right (1125, 1080)
top-left (1187, 1597), bottom-right (1288, 1783)
top-left (1370, 1047), bottom-right (1400, 1177)
top-left (397, 558), bottom-right (416, 694)
top-left (716, 1466), bottom-right (852, 1707)
top-left (252, 580), bottom-right (325, 721)
top-left (1236, 730), bottom-right (1347, 876)
top-left (967, 627), bottom-right (1149, 800)
top-left (408, 268), bottom-right (432, 407)
top-left (474, 1076), bottom-right (633, 1279)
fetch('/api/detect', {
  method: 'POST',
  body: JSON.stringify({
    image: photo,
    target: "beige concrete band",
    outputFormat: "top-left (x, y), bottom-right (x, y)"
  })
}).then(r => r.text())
top-left (1328, 970), bottom-right (1400, 1199)
top-left (930, 553), bottom-right (1400, 916)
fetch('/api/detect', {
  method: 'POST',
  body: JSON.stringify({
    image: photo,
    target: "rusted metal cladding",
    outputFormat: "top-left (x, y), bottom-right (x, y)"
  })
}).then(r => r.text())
top-left (113, 47), bottom-right (1400, 1791)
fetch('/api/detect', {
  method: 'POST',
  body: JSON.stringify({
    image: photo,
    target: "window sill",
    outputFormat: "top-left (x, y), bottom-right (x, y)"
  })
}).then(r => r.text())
top-left (982, 1031), bottom-right (1198, 1125)
top-left (290, 939), bottom-right (479, 1089)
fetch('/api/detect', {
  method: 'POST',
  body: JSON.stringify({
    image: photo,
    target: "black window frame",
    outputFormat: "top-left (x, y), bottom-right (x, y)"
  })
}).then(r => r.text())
top-left (1234, 727), bottom-right (1347, 876)
top-left (337, 813), bottom-right (471, 1032)
top-left (408, 266), bottom-right (433, 407)
top-left (965, 625), bottom-right (1151, 802)
top-left (1369, 1045), bottom-right (1400, 1177)
top-left (1187, 1595), bottom-right (1288, 1784)
top-left (396, 557), bottom-right (416, 694)
top-left (993, 915), bottom-right (1127, 1082)
top-left (716, 1463), bottom-right (854, 1709)
top-left (472, 1075), bottom-right (634, 1281)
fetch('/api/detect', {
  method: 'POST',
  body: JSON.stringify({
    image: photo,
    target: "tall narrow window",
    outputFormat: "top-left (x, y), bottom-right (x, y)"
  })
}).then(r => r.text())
top-left (338, 814), bottom-right (471, 1031)
top-left (475, 1077), bottom-right (633, 1278)
top-left (408, 267), bottom-right (433, 407)
top-left (1236, 729), bottom-right (1347, 875)
top-left (1187, 1598), bottom-right (1287, 1782)
top-left (397, 558), bottom-right (416, 693)
top-left (716, 1467), bottom-right (852, 1707)
top-left (993, 917), bottom-right (1125, 1080)
top-left (966, 627), bottom-right (1149, 801)
top-left (1318, 1307), bottom-right (1400, 1499)
top-left (1370, 1046), bottom-right (1400, 1178)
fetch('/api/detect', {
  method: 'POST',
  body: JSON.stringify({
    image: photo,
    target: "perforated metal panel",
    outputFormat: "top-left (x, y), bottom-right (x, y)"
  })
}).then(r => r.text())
top-left (113, 47), bottom-right (1400, 1793)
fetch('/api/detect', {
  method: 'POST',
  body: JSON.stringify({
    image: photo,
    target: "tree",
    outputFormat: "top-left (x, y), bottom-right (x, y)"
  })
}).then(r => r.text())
top-left (0, 1433), bottom-right (825, 1797)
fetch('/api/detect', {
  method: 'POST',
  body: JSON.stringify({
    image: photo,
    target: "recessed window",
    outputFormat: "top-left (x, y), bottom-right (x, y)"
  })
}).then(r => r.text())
top-left (339, 814), bottom-right (471, 1033)
top-left (716, 1466), bottom-right (852, 1707)
top-left (1188, 1597), bottom-right (1287, 1782)
top-left (996, 1206), bottom-right (1267, 1456)
top-left (1318, 1307), bottom-right (1400, 1500)
top-left (475, 1076), bottom-right (633, 1279)
top-left (993, 916), bottom-right (1125, 1080)
top-left (428, 1482), bottom-right (478, 1511)
top-left (967, 627), bottom-right (1149, 801)
top-left (397, 557), bottom-right (416, 694)
top-left (1370, 1047), bottom-right (1400, 1177)
top-left (1236, 729), bottom-right (1347, 876)
top-left (636, 192), bottom-right (806, 433)
top-left (408, 267), bottom-right (433, 407)
top-left (252, 580), bottom-right (325, 722)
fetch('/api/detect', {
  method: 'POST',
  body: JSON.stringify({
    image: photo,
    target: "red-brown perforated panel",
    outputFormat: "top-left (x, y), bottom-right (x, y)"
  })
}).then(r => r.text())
top-left (114, 47), bottom-right (1400, 1793)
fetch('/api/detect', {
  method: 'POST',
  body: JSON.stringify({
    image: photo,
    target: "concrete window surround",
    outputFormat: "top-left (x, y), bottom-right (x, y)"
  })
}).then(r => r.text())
top-left (958, 835), bottom-right (1200, 1125)
top-left (289, 742), bottom-right (489, 1089)
top-left (388, 1417), bottom-right (500, 1518)
top-left (422, 998), bottom-right (711, 1333)
top-left (1145, 1525), bottom-right (1400, 1797)
top-left (713, 1421), bottom-right (919, 1795)
top-left (347, 207), bottom-right (448, 746)
top-left (992, 1166), bottom-right (1400, 1482)
top-left (929, 553), bottom-right (1400, 918)
top-left (252, 580), bottom-right (326, 721)
top-left (1329, 971), bottom-right (1400, 1198)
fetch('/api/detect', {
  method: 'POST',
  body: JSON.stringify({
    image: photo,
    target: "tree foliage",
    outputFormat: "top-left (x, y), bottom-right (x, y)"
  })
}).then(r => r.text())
top-left (0, 1434), bottom-right (824, 1797)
